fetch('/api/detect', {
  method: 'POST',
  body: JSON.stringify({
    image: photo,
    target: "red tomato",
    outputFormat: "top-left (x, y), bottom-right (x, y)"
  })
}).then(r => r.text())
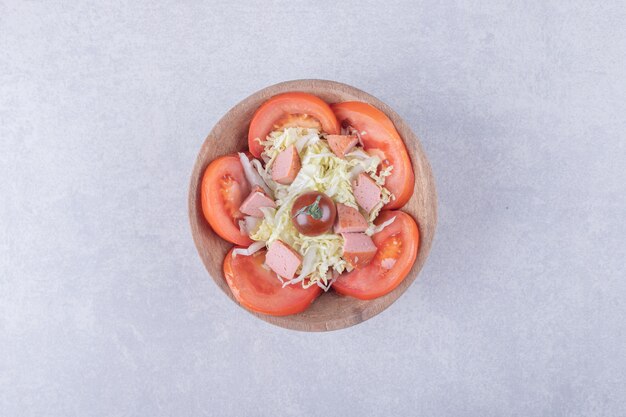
top-left (291, 191), bottom-right (336, 236)
top-left (248, 92), bottom-right (340, 157)
top-left (201, 154), bottom-right (252, 246)
top-left (331, 102), bottom-right (415, 209)
top-left (333, 211), bottom-right (419, 300)
top-left (223, 248), bottom-right (321, 316)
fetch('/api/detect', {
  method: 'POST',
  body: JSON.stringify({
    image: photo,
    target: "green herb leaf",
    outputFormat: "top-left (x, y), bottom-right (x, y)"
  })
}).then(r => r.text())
top-left (308, 198), bottom-right (323, 220)
top-left (293, 195), bottom-right (323, 221)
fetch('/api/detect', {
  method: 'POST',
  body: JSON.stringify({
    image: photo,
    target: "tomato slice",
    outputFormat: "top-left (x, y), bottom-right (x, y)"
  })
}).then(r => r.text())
top-left (331, 102), bottom-right (415, 209)
top-left (201, 154), bottom-right (252, 246)
top-left (223, 248), bottom-right (322, 316)
top-left (248, 92), bottom-right (340, 157)
top-left (333, 211), bottom-right (419, 300)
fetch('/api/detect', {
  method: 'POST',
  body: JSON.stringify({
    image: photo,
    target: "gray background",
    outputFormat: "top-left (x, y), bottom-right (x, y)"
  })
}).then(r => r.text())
top-left (1, 1), bottom-right (625, 416)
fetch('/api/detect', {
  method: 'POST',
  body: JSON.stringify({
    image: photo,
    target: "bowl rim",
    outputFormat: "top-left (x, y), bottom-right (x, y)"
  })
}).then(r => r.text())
top-left (188, 79), bottom-right (437, 332)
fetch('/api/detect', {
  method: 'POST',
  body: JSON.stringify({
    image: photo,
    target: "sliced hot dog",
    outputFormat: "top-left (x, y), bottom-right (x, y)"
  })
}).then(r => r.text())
top-left (352, 172), bottom-right (381, 213)
top-left (334, 203), bottom-right (368, 233)
top-left (326, 134), bottom-right (358, 159)
top-left (271, 145), bottom-right (301, 185)
top-left (265, 240), bottom-right (303, 280)
top-left (239, 186), bottom-right (276, 218)
top-left (341, 232), bottom-right (377, 268)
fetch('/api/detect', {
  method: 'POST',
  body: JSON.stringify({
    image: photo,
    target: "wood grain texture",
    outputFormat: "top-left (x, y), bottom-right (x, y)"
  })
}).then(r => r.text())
top-left (188, 79), bottom-right (437, 332)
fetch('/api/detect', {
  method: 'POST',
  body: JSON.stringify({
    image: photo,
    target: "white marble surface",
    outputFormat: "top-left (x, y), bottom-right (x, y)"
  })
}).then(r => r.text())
top-left (1, 1), bottom-right (625, 416)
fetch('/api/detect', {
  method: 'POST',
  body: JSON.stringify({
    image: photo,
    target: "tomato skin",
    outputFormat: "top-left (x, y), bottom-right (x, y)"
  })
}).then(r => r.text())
top-left (331, 102), bottom-right (415, 209)
top-left (332, 211), bottom-right (419, 300)
top-left (291, 191), bottom-right (336, 236)
top-left (248, 92), bottom-right (340, 157)
top-left (201, 154), bottom-right (253, 246)
top-left (223, 248), bottom-right (322, 316)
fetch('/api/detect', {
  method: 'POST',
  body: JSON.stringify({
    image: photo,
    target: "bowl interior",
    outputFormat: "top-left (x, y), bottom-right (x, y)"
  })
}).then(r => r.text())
top-left (188, 79), bottom-right (437, 331)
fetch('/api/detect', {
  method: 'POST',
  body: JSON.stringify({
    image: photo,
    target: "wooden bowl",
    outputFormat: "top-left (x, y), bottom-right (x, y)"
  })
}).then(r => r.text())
top-left (189, 80), bottom-right (437, 331)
